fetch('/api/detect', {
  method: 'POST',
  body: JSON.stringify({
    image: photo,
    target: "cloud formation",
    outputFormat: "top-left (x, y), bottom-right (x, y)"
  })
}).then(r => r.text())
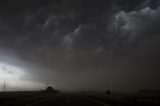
top-left (0, 0), bottom-right (160, 91)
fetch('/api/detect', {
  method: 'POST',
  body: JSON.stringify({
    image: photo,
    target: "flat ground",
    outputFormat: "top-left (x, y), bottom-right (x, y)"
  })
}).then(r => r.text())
top-left (0, 91), bottom-right (160, 106)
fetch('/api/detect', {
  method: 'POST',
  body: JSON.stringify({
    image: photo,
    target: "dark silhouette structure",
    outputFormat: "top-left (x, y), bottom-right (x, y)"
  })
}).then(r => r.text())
top-left (46, 86), bottom-right (54, 92)
top-left (45, 86), bottom-right (59, 94)
top-left (106, 89), bottom-right (111, 95)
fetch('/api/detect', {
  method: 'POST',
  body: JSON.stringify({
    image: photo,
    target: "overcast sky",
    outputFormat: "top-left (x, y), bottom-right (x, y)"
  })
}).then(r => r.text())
top-left (0, 0), bottom-right (160, 92)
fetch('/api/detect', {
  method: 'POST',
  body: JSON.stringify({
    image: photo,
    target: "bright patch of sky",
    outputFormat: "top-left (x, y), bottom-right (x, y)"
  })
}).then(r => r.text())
top-left (0, 63), bottom-right (45, 91)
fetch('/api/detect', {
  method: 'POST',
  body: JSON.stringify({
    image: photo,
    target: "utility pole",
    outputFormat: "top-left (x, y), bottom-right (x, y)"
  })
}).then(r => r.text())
top-left (46, 81), bottom-right (49, 87)
top-left (3, 81), bottom-right (6, 92)
top-left (110, 80), bottom-right (113, 92)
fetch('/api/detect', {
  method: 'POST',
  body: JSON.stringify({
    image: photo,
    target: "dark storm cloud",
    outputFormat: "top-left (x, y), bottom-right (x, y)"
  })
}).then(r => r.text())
top-left (0, 0), bottom-right (160, 91)
top-left (0, 0), bottom-right (116, 63)
top-left (0, 0), bottom-right (157, 59)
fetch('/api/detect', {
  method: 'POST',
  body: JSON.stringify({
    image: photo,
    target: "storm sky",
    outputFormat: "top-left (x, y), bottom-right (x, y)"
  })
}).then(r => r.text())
top-left (0, 0), bottom-right (160, 92)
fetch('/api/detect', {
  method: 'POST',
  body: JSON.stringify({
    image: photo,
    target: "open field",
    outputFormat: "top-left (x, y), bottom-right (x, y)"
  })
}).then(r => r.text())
top-left (82, 91), bottom-right (160, 106)
top-left (0, 91), bottom-right (58, 106)
top-left (0, 91), bottom-right (160, 106)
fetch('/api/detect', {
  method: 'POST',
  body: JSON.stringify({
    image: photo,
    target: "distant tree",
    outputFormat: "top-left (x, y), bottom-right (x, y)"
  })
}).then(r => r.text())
top-left (106, 89), bottom-right (111, 95)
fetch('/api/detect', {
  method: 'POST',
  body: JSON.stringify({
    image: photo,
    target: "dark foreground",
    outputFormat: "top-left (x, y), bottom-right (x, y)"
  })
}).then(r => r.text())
top-left (24, 93), bottom-right (109, 106)
top-left (0, 91), bottom-right (160, 106)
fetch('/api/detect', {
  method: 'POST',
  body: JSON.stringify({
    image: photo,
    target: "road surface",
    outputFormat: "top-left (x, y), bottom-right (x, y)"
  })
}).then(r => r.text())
top-left (26, 93), bottom-right (109, 106)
